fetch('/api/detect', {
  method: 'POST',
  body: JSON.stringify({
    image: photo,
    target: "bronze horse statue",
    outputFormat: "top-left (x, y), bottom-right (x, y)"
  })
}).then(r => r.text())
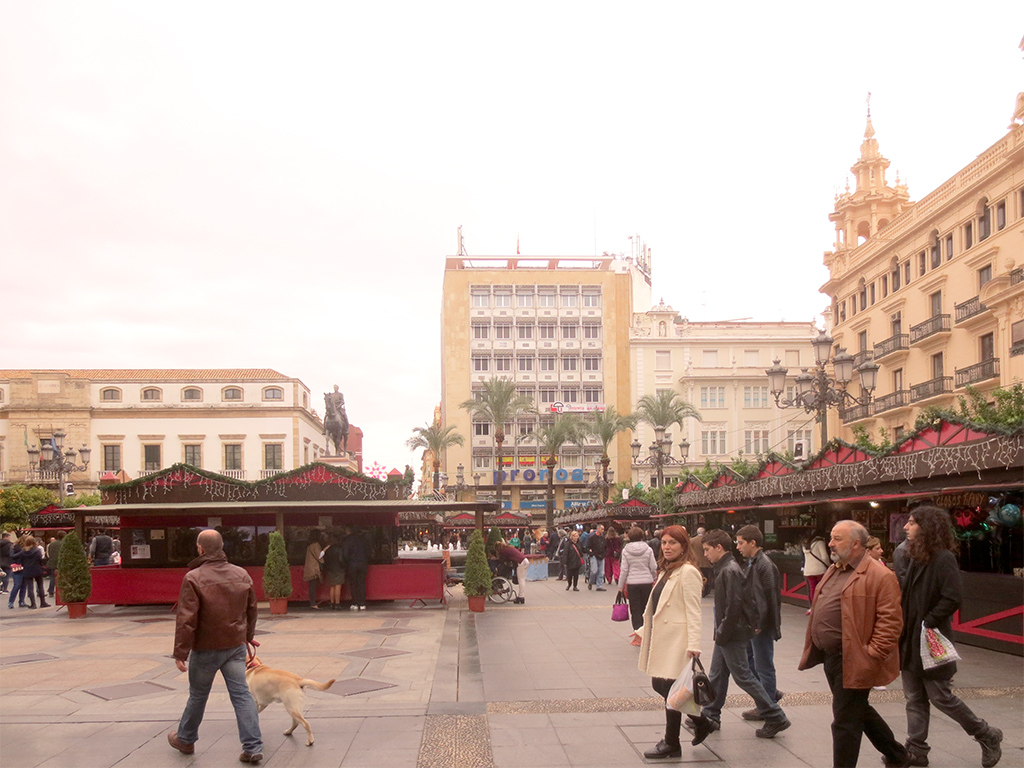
top-left (323, 385), bottom-right (350, 456)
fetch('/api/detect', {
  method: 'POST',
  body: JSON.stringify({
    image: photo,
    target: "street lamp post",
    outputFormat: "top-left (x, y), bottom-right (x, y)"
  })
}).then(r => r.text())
top-left (766, 330), bottom-right (880, 450)
top-left (630, 433), bottom-right (689, 515)
top-left (26, 429), bottom-right (92, 503)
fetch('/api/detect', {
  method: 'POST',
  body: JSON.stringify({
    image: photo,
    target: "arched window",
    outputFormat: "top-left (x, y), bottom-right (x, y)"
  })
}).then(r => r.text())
top-left (100, 388), bottom-right (122, 402)
top-left (262, 387), bottom-right (284, 401)
top-left (857, 221), bottom-right (871, 245)
top-left (141, 387), bottom-right (162, 401)
top-left (977, 197), bottom-right (991, 241)
top-left (182, 387), bottom-right (203, 401)
top-left (222, 387), bottom-right (243, 401)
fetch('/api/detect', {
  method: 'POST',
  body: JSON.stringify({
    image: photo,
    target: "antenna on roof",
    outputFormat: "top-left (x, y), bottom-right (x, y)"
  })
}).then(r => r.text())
top-left (457, 225), bottom-right (469, 257)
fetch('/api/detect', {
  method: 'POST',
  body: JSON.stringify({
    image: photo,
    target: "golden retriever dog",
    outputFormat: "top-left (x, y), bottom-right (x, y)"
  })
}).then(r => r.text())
top-left (245, 655), bottom-right (335, 746)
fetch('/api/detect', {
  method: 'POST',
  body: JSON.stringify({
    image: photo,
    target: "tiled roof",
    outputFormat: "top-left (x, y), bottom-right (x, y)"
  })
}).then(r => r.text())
top-left (0, 369), bottom-right (289, 381)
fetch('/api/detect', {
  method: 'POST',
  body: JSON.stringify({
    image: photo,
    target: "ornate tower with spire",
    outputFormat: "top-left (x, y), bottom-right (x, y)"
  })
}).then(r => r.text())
top-left (827, 96), bottom-right (910, 257)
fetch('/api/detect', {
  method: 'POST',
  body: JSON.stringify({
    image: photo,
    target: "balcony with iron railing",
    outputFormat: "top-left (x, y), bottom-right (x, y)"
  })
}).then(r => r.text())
top-left (910, 315), bottom-right (951, 344)
top-left (872, 390), bottom-right (911, 414)
top-left (852, 350), bottom-right (874, 369)
top-left (955, 358), bottom-right (1000, 388)
top-left (910, 376), bottom-right (953, 402)
top-left (1012, 340), bottom-right (1024, 358)
top-left (1011, 267), bottom-right (1023, 286)
top-left (873, 333), bottom-right (910, 360)
top-left (955, 296), bottom-right (989, 324)
top-left (840, 403), bottom-right (872, 423)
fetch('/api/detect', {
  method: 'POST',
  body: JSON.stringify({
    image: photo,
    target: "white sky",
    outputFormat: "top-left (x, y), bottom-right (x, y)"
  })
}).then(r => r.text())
top-left (2, 3), bottom-right (1021, 474)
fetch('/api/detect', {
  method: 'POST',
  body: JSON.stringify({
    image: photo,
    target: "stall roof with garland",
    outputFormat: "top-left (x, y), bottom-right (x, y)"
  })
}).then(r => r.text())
top-left (674, 419), bottom-right (1023, 513)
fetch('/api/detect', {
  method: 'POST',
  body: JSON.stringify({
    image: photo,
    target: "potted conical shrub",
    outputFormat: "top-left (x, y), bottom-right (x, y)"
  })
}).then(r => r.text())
top-left (463, 529), bottom-right (492, 613)
top-left (56, 531), bottom-right (91, 618)
top-left (263, 531), bottom-right (292, 614)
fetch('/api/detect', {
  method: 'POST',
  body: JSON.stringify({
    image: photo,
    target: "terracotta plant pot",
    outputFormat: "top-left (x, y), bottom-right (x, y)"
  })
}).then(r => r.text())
top-left (66, 602), bottom-right (88, 619)
top-left (268, 597), bottom-right (289, 615)
top-left (467, 594), bottom-right (486, 613)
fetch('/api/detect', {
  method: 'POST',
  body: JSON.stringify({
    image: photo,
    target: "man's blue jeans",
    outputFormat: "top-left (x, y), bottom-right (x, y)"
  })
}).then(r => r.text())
top-left (177, 645), bottom-right (262, 754)
top-left (588, 556), bottom-right (605, 587)
top-left (702, 639), bottom-right (785, 724)
top-left (747, 632), bottom-right (779, 701)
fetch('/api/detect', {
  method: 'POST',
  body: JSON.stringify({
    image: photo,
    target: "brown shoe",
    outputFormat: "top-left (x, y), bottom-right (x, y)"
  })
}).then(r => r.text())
top-left (239, 752), bottom-right (263, 763)
top-left (167, 732), bottom-right (195, 755)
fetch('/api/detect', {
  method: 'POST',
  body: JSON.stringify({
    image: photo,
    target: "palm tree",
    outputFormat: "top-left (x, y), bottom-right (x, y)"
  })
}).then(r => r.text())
top-left (406, 423), bottom-right (464, 496)
top-left (635, 389), bottom-right (701, 490)
top-left (460, 377), bottom-right (535, 530)
top-left (526, 415), bottom-right (588, 531)
top-left (583, 406), bottom-right (638, 503)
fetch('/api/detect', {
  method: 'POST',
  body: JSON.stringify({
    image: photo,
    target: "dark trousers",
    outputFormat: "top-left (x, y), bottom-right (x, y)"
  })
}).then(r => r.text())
top-left (651, 677), bottom-right (682, 747)
top-left (306, 578), bottom-right (320, 607)
top-left (626, 583), bottom-right (653, 631)
top-left (347, 566), bottom-right (368, 607)
top-left (823, 652), bottom-right (905, 768)
top-left (566, 566), bottom-right (580, 589)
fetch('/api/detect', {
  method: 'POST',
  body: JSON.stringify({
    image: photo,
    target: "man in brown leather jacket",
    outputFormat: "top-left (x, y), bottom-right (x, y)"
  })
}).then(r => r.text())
top-left (168, 529), bottom-right (263, 763)
top-left (800, 520), bottom-right (907, 768)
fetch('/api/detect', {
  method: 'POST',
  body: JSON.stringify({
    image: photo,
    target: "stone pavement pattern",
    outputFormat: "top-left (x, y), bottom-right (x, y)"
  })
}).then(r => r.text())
top-left (1, 580), bottom-right (1021, 768)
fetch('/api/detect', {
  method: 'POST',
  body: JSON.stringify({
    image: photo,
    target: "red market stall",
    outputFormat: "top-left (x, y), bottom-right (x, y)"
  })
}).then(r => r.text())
top-left (60, 463), bottom-right (496, 606)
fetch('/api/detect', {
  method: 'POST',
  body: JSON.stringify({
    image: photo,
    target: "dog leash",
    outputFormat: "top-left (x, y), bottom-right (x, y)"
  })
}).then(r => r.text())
top-left (246, 639), bottom-right (261, 670)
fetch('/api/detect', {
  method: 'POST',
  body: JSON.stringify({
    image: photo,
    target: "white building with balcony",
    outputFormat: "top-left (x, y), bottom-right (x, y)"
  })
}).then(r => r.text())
top-left (0, 369), bottom-right (329, 492)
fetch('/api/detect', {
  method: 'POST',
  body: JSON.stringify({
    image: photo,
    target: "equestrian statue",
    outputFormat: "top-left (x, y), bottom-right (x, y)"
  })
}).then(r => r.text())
top-left (323, 385), bottom-right (350, 456)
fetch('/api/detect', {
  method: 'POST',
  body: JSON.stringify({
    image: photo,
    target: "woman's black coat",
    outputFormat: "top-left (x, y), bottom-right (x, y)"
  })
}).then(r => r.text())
top-left (899, 548), bottom-right (961, 680)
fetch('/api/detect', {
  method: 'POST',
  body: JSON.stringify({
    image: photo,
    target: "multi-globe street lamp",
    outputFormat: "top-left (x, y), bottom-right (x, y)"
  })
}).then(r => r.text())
top-left (26, 428), bottom-right (91, 502)
top-left (765, 330), bottom-right (880, 451)
top-left (630, 430), bottom-right (690, 514)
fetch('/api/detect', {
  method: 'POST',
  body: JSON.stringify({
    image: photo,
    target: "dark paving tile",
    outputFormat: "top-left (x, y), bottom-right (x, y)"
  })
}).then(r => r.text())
top-left (84, 681), bottom-right (175, 700)
top-left (322, 678), bottom-right (397, 696)
top-left (345, 648), bottom-right (409, 660)
top-left (362, 627), bottom-right (419, 636)
top-left (0, 652), bottom-right (58, 665)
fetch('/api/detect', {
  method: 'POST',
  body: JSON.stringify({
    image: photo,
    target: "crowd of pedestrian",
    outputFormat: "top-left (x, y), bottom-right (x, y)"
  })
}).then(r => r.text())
top-left (614, 509), bottom-right (1002, 768)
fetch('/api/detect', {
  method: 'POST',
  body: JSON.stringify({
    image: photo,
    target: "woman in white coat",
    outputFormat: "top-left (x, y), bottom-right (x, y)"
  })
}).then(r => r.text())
top-left (631, 524), bottom-right (703, 760)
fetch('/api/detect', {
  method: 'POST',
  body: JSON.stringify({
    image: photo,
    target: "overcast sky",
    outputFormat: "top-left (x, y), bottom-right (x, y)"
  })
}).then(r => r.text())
top-left (2, 3), bottom-right (1021, 474)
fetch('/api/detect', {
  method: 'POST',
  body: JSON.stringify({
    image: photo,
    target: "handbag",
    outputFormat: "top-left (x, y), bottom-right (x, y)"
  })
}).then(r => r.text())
top-left (691, 655), bottom-right (715, 707)
top-left (665, 658), bottom-right (701, 714)
top-left (920, 621), bottom-right (961, 670)
top-left (611, 591), bottom-right (629, 622)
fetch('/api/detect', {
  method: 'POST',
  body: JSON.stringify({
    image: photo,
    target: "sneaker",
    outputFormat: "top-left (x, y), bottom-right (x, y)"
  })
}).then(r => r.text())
top-left (978, 726), bottom-right (1002, 768)
top-left (239, 751), bottom-right (263, 763)
top-left (643, 739), bottom-right (682, 759)
top-left (349, 605), bottom-right (358, 611)
top-left (756, 717), bottom-right (791, 738)
top-left (572, 587), bottom-right (579, 591)
top-left (358, 605), bottom-right (367, 610)
top-left (167, 732), bottom-right (195, 755)
top-left (595, 587), bottom-right (606, 592)
top-left (741, 708), bottom-right (764, 721)
top-left (805, 608), bottom-right (812, 615)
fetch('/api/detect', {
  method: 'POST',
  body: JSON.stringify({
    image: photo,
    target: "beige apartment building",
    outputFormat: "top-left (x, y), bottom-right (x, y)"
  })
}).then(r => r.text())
top-left (631, 302), bottom-right (818, 487)
top-left (822, 98), bottom-right (1024, 442)
top-left (440, 252), bottom-right (652, 513)
top-left (0, 369), bottom-right (338, 494)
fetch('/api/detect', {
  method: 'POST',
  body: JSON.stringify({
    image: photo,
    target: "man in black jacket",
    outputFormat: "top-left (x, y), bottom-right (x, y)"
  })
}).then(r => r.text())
top-left (0, 532), bottom-right (12, 593)
top-left (585, 524), bottom-right (607, 591)
top-left (690, 529), bottom-right (789, 745)
top-left (899, 506), bottom-right (1002, 768)
top-left (736, 524), bottom-right (783, 721)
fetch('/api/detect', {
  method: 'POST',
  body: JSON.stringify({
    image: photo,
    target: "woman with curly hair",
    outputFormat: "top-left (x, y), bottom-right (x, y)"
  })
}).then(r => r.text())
top-left (899, 505), bottom-right (1003, 767)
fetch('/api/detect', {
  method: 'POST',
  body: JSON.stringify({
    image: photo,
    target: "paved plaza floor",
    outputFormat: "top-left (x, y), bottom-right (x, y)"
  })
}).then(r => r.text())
top-left (1, 577), bottom-right (1021, 768)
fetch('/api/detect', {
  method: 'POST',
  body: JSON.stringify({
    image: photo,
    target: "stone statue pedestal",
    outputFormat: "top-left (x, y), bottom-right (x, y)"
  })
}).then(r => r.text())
top-left (320, 452), bottom-right (359, 473)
